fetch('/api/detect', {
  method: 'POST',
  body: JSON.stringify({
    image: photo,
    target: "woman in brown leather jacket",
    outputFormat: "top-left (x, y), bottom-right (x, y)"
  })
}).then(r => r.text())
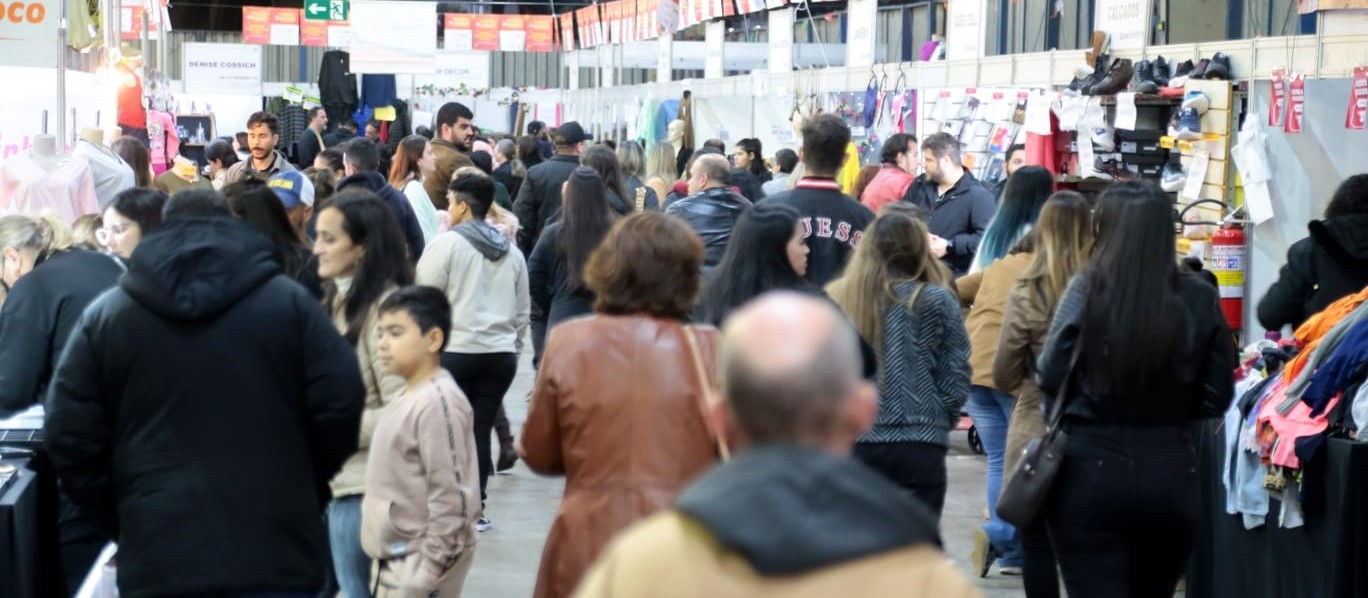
top-left (520, 212), bottom-right (723, 598)
top-left (991, 191), bottom-right (1093, 598)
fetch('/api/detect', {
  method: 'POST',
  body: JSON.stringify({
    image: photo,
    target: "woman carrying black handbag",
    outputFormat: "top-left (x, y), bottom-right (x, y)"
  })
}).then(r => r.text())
top-left (1030, 181), bottom-right (1235, 597)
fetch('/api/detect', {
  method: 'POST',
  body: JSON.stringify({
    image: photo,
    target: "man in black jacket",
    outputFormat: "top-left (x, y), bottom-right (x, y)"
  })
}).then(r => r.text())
top-left (337, 138), bottom-right (427, 262)
top-left (761, 115), bottom-right (875, 286)
top-left (295, 106), bottom-right (328, 168)
top-left (666, 153), bottom-right (752, 272)
top-left (45, 190), bottom-right (365, 598)
top-left (901, 132), bottom-right (998, 276)
top-left (513, 121), bottom-right (591, 255)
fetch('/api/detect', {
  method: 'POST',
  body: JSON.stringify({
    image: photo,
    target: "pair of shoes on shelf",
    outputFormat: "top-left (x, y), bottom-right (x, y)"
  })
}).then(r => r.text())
top-left (1161, 152), bottom-right (1186, 192)
top-left (1170, 52), bottom-right (1233, 85)
top-left (1130, 56), bottom-right (1172, 94)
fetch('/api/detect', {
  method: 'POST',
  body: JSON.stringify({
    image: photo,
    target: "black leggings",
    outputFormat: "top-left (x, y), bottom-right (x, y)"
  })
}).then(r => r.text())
top-left (1044, 424), bottom-right (1198, 598)
top-left (1020, 513), bottom-right (1060, 598)
top-left (440, 352), bottom-right (518, 503)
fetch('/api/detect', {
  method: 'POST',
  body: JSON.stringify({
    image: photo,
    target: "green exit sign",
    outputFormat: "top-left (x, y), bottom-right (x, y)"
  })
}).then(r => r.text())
top-left (305, 0), bottom-right (347, 21)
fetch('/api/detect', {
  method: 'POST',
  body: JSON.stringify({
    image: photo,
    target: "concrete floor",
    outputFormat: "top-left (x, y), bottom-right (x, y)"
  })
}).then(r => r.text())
top-left (464, 354), bottom-right (1026, 598)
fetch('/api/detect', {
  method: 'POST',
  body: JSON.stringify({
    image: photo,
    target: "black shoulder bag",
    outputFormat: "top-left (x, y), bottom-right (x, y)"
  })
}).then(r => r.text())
top-left (996, 319), bottom-right (1084, 529)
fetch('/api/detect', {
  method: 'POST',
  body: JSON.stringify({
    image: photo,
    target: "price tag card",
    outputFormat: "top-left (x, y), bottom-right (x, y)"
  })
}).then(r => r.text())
top-left (1114, 92), bottom-right (1138, 130)
top-left (1077, 133), bottom-right (1095, 177)
top-left (1182, 150), bottom-right (1209, 200)
top-left (1024, 92), bottom-right (1052, 135)
top-left (270, 24), bottom-right (300, 46)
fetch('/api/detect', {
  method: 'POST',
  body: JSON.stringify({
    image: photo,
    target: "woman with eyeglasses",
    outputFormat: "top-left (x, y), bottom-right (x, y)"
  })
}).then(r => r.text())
top-left (100, 188), bottom-right (169, 258)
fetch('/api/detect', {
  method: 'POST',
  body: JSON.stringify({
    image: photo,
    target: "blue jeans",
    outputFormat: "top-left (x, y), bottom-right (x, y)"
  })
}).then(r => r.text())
top-left (327, 495), bottom-right (372, 598)
top-left (965, 385), bottom-right (1023, 567)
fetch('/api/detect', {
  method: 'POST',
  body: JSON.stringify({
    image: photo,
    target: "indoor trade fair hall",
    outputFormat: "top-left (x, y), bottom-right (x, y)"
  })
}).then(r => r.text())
top-left (1, 0), bottom-right (1367, 597)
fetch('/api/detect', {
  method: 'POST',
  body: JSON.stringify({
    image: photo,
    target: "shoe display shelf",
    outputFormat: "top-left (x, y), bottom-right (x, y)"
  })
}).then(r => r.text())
top-left (1171, 79), bottom-right (1235, 225)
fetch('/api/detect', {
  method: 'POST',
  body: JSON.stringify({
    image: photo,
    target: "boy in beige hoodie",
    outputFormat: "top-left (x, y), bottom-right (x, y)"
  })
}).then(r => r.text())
top-left (362, 286), bottom-right (480, 597)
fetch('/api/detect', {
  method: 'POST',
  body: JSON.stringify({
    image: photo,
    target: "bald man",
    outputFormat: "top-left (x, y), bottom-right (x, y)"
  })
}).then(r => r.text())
top-left (665, 153), bottom-right (752, 272)
top-left (576, 293), bottom-right (978, 598)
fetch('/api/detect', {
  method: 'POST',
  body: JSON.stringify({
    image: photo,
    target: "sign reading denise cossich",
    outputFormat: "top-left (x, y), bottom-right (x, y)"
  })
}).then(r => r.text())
top-left (184, 43), bottom-right (263, 94)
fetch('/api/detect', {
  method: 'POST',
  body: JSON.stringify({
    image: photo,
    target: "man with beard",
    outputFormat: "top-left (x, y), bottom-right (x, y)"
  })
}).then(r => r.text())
top-left (901, 132), bottom-right (997, 276)
top-left (424, 102), bottom-right (477, 209)
top-left (224, 112), bottom-right (299, 185)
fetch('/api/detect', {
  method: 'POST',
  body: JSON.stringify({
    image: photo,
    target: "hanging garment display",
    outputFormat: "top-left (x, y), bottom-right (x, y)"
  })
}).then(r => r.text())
top-left (0, 150), bottom-right (100, 223)
top-left (72, 138), bottom-right (135, 209)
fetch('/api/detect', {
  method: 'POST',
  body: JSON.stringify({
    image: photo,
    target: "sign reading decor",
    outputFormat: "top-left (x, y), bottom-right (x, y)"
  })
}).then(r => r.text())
top-left (1095, 0), bottom-right (1150, 51)
top-left (184, 43), bottom-right (262, 94)
top-left (0, 0), bottom-right (57, 68)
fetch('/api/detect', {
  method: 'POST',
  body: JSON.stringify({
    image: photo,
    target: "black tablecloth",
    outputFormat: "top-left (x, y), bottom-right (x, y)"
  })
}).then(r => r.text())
top-left (0, 458), bottom-right (40, 598)
top-left (1188, 421), bottom-right (1368, 598)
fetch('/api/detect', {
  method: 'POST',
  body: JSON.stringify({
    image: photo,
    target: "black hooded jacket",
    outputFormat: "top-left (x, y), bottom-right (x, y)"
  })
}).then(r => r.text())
top-left (1258, 214), bottom-right (1368, 332)
top-left (45, 217), bottom-right (365, 598)
top-left (337, 171), bottom-right (427, 263)
top-left (513, 154), bottom-right (580, 255)
top-left (0, 249), bottom-right (124, 416)
top-left (675, 444), bottom-right (941, 575)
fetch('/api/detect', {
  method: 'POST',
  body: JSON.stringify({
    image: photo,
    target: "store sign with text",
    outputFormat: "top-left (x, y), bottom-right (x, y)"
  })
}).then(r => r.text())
top-left (184, 43), bottom-right (262, 94)
top-left (0, 0), bottom-right (57, 68)
top-left (420, 51), bottom-right (492, 90)
top-left (349, 0), bottom-right (436, 73)
top-left (946, 0), bottom-right (986, 60)
top-left (1095, 0), bottom-right (1150, 51)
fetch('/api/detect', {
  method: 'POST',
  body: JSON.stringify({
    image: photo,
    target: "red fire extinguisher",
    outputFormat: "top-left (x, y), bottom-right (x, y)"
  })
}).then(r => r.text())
top-left (1210, 225), bottom-right (1246, 331)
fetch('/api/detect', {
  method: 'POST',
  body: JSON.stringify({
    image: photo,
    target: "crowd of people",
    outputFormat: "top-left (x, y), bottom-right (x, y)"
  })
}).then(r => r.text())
top-left (2, 95), bottom-right (1367, 598)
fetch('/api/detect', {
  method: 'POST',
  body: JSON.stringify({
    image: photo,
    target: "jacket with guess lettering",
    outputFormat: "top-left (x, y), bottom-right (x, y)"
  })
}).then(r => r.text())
top-left (761, 177), bottom-right (875, 286)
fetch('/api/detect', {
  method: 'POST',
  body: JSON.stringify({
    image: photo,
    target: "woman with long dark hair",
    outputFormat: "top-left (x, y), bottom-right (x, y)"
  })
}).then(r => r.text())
top-left (1034, 181), bottom-right (1233, 596)
top-left (527, 167), bottom-right (617, 362)
top-left (518, 135), bottom-right (544, 169)
top-left (312, 190), bottom-right (415, 598)
top-left (972, 165), bottom-right (1053, 271)
top-left (827, 209), bottom-right (969, 524)
top-left (698, 202), bottom-right (809, 325)
top-left (387, 134), bottom-right (440, 243)
top-left (734, 138), bottom-right (770, 183)
top-left (992, 190), bottom-right (1093, 598)
top-left (224, 178), bottom-right (323, 298)
top-left (581, 145), bottom-right (658, 213)
top-left (111, 136), bottom-right (153, 188)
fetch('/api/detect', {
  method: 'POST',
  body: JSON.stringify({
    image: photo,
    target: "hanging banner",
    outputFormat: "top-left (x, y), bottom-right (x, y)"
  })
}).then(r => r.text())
top-left (946, 0), bottom-right (985, 59)
top-left (472, 15), bottom-right (499, 51)
top-left (500, 15), bottom-right (527, 52)
top-left (1348, 66), bottom-right (1368, 130)
top-left (1299, 0), bottom-right (1368, 14)
top-left (1095, 0), bottom-right (1149, 51)
top-left (658, 0), bottom-right (680, 32)
top-left (121, 4), bottom-right (168, 40)
top-left (445, 13), bottom-right (474, 52)
top-left (736, 0), bottom-right (764, 12)
top-left (527, 16), bottom-right (554, 52)
top-left (0, 0), bottom-right (57, 68)
top-left (1269, 68), bottom-right (1286, 127)
top-left (558, 13), bottom-right (575, 51)
top-left (1285, 74), bottom-right (1305, 133)
top-left (184, 42), bottom-right (262, 94)
top-left (304, 18), bottom-right (348, 47)
top-left (576, 6), bottom-right (597, 47)
top-left (349, 0), bottom-right (436, 74)
top-left (243, 7), bottom-right (300, 45)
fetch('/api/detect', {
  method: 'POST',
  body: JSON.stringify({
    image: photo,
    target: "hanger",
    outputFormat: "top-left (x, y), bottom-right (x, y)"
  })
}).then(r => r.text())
top-left (867, 61), bottom-right (879, 90)
top-left (894, 63), bottom-right (907, 92)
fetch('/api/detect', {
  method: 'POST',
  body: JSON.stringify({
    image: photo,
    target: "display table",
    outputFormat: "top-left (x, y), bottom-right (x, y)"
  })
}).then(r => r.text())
top-left (0, 458), bottom-right (40, 598)
top-left (1189, 421), bottom-right (1368, 598)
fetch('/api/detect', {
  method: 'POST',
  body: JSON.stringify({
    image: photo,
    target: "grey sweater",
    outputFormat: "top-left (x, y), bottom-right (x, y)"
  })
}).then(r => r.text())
top-left (861, 281), bottom-right (972, 446)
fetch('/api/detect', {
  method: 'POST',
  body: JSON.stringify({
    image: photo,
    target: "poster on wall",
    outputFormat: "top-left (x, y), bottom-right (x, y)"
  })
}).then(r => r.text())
top-left (946, 0), bottom-right (985, 60)
top-left (184, 43), bottom-right (262, 94)
top-left (473, 15), bottom-right (499, 51)
top-left (445, 14), bottom-right (474, 52)
top-left (242, 7), bottom-right (300, 45)
top-left (525, 16), bottom-right (554, 52)
top-left (302, 18), bottom-right (349, 47)
top-left (1095, 0), bottom-right (1149, 51)
top-left (420, 51), bottom-right (492, 90)
top-left (0, 0), bottom-right (57, 68)
top-left (500, 15), bottom-right (528, 51)
top-left (349, 0), bottom-right (437, 73)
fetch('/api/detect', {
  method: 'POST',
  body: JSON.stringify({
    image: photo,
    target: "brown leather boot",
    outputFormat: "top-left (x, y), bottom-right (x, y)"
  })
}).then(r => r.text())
top-left (1089, 57), bottom-right (1134, 96)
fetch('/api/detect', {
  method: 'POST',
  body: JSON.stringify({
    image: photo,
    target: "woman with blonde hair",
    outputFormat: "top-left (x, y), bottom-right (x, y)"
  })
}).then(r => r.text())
top-left (388, 134), bottom-right (441, 244)
top-left (643, 142), bottom-right (678, 205)
top-left (992, 190), bottom-right (1094, 598)
top-left (827, 209), bottom-right (970, 525)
